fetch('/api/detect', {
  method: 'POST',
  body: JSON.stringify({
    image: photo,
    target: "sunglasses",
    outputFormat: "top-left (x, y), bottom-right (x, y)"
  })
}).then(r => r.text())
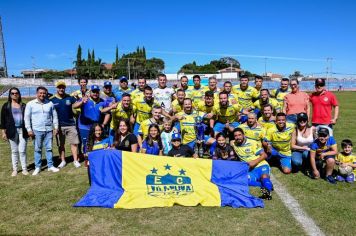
top-left (11, 92), bottom-right (19, 95)
top-left (298, 119), bottom-right (307, 123)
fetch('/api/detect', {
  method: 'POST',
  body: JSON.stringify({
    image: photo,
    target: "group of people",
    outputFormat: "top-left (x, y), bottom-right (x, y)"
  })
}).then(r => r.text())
top-left (1, 74), bottom-right (355, 200)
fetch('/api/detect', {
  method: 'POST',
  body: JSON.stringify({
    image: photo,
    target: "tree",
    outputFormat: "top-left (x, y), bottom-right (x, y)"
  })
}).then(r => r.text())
top-left (75, 45), bottom-right (84, 77)
top-left (179, 57), bottom-right (240, 73)
top-left (289, 70), bottom-right (303, 79)
top-left (115, 45), bottom-right (119, 64)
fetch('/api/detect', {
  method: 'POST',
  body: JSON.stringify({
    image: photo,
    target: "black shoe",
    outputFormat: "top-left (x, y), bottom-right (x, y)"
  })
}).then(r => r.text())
top-left (259, 188), bottom-right (272, 200)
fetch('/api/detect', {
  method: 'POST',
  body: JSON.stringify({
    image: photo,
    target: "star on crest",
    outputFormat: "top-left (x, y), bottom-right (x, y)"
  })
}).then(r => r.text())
top-left (179, 169), bottom-right (186, 175)
top-left (150, 168), bottom-right (158, 174)
top-left (164, 164), bottom-right (172, 170)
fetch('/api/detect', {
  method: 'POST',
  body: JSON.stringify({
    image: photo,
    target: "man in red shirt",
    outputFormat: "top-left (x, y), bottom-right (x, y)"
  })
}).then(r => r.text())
top-left (310, 78), bottom-right (339, 128)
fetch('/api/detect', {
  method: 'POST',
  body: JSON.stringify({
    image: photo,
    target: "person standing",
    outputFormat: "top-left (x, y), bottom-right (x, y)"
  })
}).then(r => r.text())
top-left (24, 86), bottom-right (59, 175)
top-left (283, 79), bottom-right (310, 124)
top-left (1, 87), bottom-right (29, 176)
top-left (50, 81), bottom-right (81, 168)
top-left (310, 78), bottom-right (339, 128)
top-left (153, 73), bottom-right (175, 114)
top-left (270, 78), bottom-right (291, 111)
top-left (113, 76), bottom-right (132, 102)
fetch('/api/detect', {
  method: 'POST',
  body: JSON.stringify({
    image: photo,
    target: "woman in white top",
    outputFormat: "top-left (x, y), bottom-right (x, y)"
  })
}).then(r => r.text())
top-left (291, 113), bottom-right (316, 171)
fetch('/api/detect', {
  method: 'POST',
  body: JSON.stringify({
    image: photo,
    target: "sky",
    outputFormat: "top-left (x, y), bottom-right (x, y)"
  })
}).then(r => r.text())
top-left (1, 0), bottom-right (356, 77)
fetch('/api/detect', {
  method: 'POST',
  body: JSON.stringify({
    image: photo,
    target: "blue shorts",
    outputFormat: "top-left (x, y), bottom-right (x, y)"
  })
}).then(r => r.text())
top-left (270, 148), bottom-right (292, 169)
top-left (133, 123), bottom-right (141, 136)
top-left (173, 121), bottom-right (181, 133)
top-left (248, 164), bottom-right (270, 182)
top-left (213, 121), bottom-right (239, 133)
top-left (186, 141), bottom-right (196, 150)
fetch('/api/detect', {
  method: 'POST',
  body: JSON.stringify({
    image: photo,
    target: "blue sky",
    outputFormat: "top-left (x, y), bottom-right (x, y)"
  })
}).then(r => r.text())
top-left (1, 0), bottom-right (356, 77)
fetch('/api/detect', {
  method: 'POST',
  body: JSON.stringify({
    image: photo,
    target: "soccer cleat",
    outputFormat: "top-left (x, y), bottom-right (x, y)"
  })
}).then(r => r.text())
top-left (32, 168), bottom-right (41, 176)
top-left (73, 161), bottom-right (81, 168)
top-left (260, 188), bottom-right (272, 200)
top-left (326, 175), bottom-right (336, 184)
top-left (57, 161), bottom-right (66, 169)
top-left (48, 167), bottom-right (60, 173)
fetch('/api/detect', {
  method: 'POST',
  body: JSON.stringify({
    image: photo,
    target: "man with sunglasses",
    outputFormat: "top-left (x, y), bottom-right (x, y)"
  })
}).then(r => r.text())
top-left (50, 81), bottom-right (80, 169)
top-left (283, 78), bottom-right (310, 124)
top-left (310, 78), bottom-right (339, 129)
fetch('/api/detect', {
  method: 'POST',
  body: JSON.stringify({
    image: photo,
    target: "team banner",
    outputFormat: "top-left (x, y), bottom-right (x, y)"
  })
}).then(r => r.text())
top-left (74, 150), bottom-right (264, 209)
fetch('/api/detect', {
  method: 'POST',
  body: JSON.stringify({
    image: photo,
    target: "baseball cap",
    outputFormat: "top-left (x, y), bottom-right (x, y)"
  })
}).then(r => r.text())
top-left (297, 112), bottom-right (308, 122)
top-left (91, 85), bottom-right (100, 91)
top-left (318, 127), bottom-right (329, 136)
top-left (104, 81), bottom-right (112, 87)
top-left (55, 81), bottom-right (66, 88)
top-left (315, 78), bottom-right (325, 87)
top-left (171, 133), bottom-right (182, 141)
top-left (120, 76), bottom-right (128, 83)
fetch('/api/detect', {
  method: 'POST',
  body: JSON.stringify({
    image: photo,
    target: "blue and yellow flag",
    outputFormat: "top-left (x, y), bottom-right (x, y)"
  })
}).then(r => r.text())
top-left (74, 150), bottom-right (264, 209)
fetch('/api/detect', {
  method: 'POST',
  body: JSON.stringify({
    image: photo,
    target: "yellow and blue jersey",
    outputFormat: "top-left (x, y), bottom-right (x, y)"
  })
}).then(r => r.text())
top-left (133, 98), bottom-right (159, 124)
top-left (138, 118), bottom-right (163, 139)
top-left (258, 117), bottom-right (276, 131)
top-left (113, 87), bottom-right (133, 101)
top-left (131, 89), bottom-right (144, 103)
top-left (231, 139), bottom-right (268, 168)
top-left (92, 137), bottom-right (111, 151)
top-left (110, 103), bottom-right (136, 130)
top-left (176, 110), bottom-right (205, 144)
top-left (78, 98), bottom-right (107, 130)
top-left (172, 100), bottom-right (184, 114)
top-left (310, 136), bottom-right (337, 156)
top-left (253, 98), bottom-right (281, 113)
top-left (239, 124), bottom-right (266, 148)
top-left (212, 104), bottom-right (242, 123)
top-left (336, 152), bottom-right (356, 175)
top-left (270, 88), bottom-right (291, 110)
top-left (265, 122), bottom-right (295, 156)
top-left (196, 101), bottom-right (215, 114)
top-left (187, 86), bottom-right (208, 107)
top-left (232, 86), bottom-right (259, 109)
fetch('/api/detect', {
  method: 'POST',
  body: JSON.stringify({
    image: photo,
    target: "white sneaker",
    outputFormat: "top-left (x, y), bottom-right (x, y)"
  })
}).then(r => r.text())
top-left (48, 167), bottom-right (60, 173)
top-left (11, 170), bottom-right (17, 177)
top-left (58, 161), bottom-right (66, 169)
top-left (73, 161), bottom-right (81, 168)
top-left (32, 168), bottom-right (41, 176)
top-left (22, 169), bottom-right (29, 176)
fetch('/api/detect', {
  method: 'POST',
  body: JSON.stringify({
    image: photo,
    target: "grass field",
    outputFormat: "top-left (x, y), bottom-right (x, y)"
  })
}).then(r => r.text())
top-left (0, 92), bottom-right (355, 235)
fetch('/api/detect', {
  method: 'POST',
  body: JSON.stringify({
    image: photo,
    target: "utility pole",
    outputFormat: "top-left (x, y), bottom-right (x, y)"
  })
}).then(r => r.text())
top-left (0, 16), bottom-right (8, 77)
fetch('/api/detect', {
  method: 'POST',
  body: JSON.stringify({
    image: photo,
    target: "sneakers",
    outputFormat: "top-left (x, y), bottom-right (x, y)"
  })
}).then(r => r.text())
top-left (11, 170), bottom-right (17, 177)
top-left (73, 161), bottom-right (81, 168)
top-left (326, 175), bottom-right (336, 184)
top-left (260, 188), bottom-right (272, 200)
top-left (58, 161), bottom-right (66, 169)
top-left (22, 169), bottom-right (29, 176)
top-left (32, 168), bottom-right (41, 176)
top-left (48, 167), bottom-right (60, 173)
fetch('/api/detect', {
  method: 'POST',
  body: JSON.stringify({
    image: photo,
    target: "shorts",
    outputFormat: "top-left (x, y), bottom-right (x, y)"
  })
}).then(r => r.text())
top-left (79, 129), bottom-right (90, 153)
top-left (249, 164), bottom-right (270, 182)
top-left (186, 141), bottom-right (196, 150)
top-left (270, 148), bottom-right (292, 169)
top-left (213, 121), bottom-right (239, 133)
top-left (59, 126), bottom-right (79, 145)
top-left (315, 155), bottom-right (335, 169)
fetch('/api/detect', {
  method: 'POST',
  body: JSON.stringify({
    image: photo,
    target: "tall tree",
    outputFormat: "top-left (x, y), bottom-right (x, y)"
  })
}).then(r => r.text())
top-left (142, 46), bottom-right (146, 59)
top-left (115, 45), bottom-right (119, 64)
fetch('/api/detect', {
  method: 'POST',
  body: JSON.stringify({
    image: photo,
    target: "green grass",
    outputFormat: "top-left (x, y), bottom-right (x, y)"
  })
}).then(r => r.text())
top-left (1, 93), bottom-right (355, 235)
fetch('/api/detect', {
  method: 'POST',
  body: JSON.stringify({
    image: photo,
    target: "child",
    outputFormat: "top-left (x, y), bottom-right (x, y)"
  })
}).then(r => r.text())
top-left (211, 133), bottom-right (236, 160)
top-left (141, 124), bottom-right (163, 156)
top-left (161, 118), bottom-right (177, 155)
top-left (194, 116), bottom-right (207, 158)
top-left (309, 127), bottom-right (338, 184)
top-left (86, 123), bottom-right (111, 185)
top-left (336, 139), bottom-right (356, 183)
top-left (168, 133), bottom-right (197, 158)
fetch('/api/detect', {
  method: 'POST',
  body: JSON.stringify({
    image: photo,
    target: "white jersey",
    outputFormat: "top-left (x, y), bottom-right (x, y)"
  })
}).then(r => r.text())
top-left (153, 87), bottom-right (175, 112)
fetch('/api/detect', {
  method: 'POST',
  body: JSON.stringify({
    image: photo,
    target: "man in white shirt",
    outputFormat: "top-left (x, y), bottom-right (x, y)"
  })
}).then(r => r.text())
top-left (153, 73), bottom-right (175, 114)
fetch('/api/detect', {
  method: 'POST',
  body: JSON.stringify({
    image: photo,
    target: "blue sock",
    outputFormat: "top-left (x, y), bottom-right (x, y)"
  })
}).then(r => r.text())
top-left (248, 178), bottom-right (262, 187)
top-left (262, 178), bottom-right (273, 191)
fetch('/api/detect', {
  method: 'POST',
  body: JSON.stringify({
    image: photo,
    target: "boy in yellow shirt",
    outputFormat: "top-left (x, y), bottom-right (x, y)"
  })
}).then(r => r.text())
top-left (336, 139), bottom-right (356, 183)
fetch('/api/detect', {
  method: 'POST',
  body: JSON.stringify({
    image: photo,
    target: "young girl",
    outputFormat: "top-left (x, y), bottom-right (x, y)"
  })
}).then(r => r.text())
top-left (211, 133), bottom-right (236, 160)
top-left (113, 118), bottom-right (138, 152)
top-left (141, 124), bottom-right (163, 156)
top-left (86, 124), bottom-right (111, 185)
top-left (161, 118), bottom-right (177, 155)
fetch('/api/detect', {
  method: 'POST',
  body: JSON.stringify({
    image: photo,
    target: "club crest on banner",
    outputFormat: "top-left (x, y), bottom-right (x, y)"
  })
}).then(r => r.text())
top-left (146, 164), bottom-right (194, 198)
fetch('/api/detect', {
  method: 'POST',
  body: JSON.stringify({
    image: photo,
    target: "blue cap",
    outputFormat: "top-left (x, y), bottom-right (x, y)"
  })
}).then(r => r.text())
top-left (104, 81), bottom-right (112, 87)
top-left (171, 133), bottom-right (182, 141)
top-left (120, 76), bottom-right (128, 83)
top-left (91, 85), bottom-right (100, 91)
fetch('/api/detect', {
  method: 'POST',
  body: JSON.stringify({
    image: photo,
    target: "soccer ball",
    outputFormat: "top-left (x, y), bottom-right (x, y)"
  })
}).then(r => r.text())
top-left (339, 166), bottom-right (353, 175)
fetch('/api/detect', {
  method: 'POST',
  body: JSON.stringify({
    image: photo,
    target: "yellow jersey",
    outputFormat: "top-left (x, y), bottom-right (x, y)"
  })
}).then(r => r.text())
top-left (176, 110), bottom-right (204, 144)
top-left (131, 89), bottom-right (144, 103)
top-left (231, 138), bottom-right (268, 168)
top-left (133, 98), bottom-right (159, 124)
top-left (336, 153), bottom-right (356, 176)
top-left (196, 101), bottom-right (215, 114)
top-left (258, 117), bottom-right (276, 131)
top-left (187, 86), bottom-right (208, 107)
top-left (171, 99), bottom-right (184, 114)
top-left (232, 85), bottom-right (259, 109)
top-left (253, 98), bottom-right (281, 113)
top-left (138, 118), bottom-right (163, 139)
top-left (265, 122), bottom-right (295, 156)
top-left (212, 104), bottom-right (242, 123)
top-left (110, 103), bottom-right (136, 130)
top-left (270, 88), bottom-right (291, 109)
top-left (239, 123), bottom-right (266, 148)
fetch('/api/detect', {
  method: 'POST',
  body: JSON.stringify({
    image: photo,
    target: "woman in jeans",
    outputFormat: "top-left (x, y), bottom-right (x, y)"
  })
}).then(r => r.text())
top-left (0, 87), bottom-right (29, 176)
top-left (291, 112), bottom-right (315, 172)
